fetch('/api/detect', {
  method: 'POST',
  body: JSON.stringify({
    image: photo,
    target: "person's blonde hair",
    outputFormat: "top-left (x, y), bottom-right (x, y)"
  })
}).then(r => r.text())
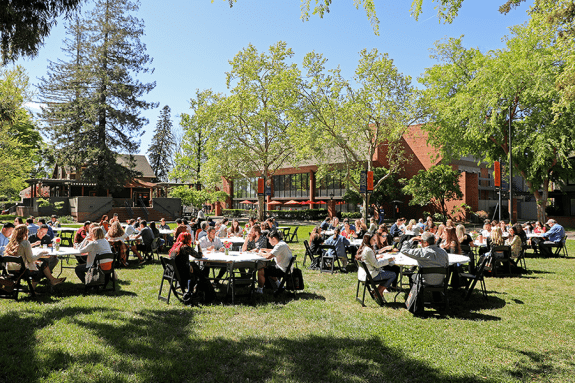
top-left (456, 224), bottom-right (466, 242)
top-left (4, 224), bottom-right (28, 256)
top-left (491, 227), bottom-right (504, 246)
top-left (92, 226), bottom-right (105, 240)
top-left (107, 221), bottom-right (125, 238)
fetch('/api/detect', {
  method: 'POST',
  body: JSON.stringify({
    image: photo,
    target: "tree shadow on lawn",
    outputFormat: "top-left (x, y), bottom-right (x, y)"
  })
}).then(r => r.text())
top-left (498, 346), bottom-right (575, 380)
top-left (0, 305), bottom-right (502, 383)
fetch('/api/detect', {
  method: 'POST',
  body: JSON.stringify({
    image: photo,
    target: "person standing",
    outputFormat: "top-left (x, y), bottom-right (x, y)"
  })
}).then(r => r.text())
top-left (378, 205), bottom-right (385, 225)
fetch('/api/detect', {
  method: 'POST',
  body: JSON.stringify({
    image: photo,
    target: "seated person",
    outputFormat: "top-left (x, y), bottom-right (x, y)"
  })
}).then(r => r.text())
top-left (324, 227), bottom-right (350, 268)
top-left (26, 218), bottom-right (39, 237)
top-left (537, 219), bottom-right (565, 257)
top-left (242, 225), bottom-right (268, 252)
top-left (49, 215), bottom-right (61, 228)
top-left (228, 219), bottom-right (243, 237)
top-left (354, 219), bottom-right (367, 239)
top-left (4, 224), bottom-right (65, 289)
top-left (256, 230), bottom-right (293, 293)
top-left (124, 219), bottom-right (137, 237)
top-left (129, 220), bottom-right (152, 264)
top-left (355, 234), bottom-right (396, 294)
top-left (456, 224), bottom-right (473, 247)
top-left (308, 226), bottom-right (324, 256)
top-left (400, 232), bottom-right (449, 286)
top-left (389, 219), bottom-right (403, 238)
top-left (28, 224), bottom-right (59, 272)
top-left (74, 221), bottom-right (91, 246)
top-left (341, 222), bottom-right (356, 239)
top-left (106, 221), bottom-right (129, 267)
top-left (320, 217), bottom-right (330, 231)
top-left (159, 217), bottom-right (174, 247)
top-left (506, 225), bottom-right (523, 262)
top-left (440, 227), bottom-right (462, 254)
top-left (169, 232), bottom-right (200, 292)
top-left (75, 226), bottom-right (113, 284)
top-left (328, 217), bottom-right (340, 231)
top-left (197, 222), bottom-right (209, 241)
top-left (0, 223), bottom-right (15, 255)
top-left (37, 218), bottom-right (55, 240)
top-left (198, 227), bottom-right (224, 252)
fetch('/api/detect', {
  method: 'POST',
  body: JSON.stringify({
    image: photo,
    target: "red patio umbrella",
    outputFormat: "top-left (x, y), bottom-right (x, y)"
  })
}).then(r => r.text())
top-left (239, 200), bottom-right (254, 204)
top-left (284, 200), bottom-right (301, 205)
top-left (267, 200), bottom-right (283, 206)
top-left (303, 200), bottom-right (314, 204)
top-left (315, 200), bottom-right (326, 204)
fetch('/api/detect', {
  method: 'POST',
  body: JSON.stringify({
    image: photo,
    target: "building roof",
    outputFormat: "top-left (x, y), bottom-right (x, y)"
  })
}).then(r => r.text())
top-left (117, 154), bottom-right (156, 179)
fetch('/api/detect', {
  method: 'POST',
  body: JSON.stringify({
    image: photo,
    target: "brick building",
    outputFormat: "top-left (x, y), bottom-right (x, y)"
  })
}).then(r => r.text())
top-left (222, 124), bottom-right (535, 221)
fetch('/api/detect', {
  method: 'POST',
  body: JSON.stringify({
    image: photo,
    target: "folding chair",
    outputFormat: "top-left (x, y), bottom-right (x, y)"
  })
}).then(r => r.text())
top-left (141, 238), bottom-right (160, 263)
top-left (85, 253), bottom-right (117, 294)
top-left (0, 255), bottom-right (36, 300)
top-left (355, 261), bottom-right (385, 307)
top-left (459, 255), bottom-right (490, 301)
top-left (302, 240), bottom-right (314, 267)
top-left (270, 255), bottom-right (297, 297)
top-left (158, 256), bottom-right (186, 304)
top-left (491, 245), bottom-right (512, 276)
top-left (227, 261), bottom-right (258, 304)
top-left (460, 244), bottom-right (475, 273)
top-left (59, 231), bottom-right (74, 247)
top-left (552, 235), bottom-right (568, 258)
top-left (319, 244), bottom-right (341, 274)
top-left (286, 227), bottom-right (299, 243)
top-left (417, 267), bottom-right (449, 311)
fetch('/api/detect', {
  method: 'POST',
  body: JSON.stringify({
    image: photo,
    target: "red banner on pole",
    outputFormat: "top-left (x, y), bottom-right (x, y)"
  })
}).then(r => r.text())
top-left (258, 178), bottom-right (264, 195)
top-left (494, 161), bottom-right (501, 187)
top-left (367, 171), bottom-right (374, 191)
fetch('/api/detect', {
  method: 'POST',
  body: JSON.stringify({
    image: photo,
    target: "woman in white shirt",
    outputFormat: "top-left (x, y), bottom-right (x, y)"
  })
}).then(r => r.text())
top-left (356, 234), bottom-right (397, 295)
top-left (75, 226), bottom-right (113, 284)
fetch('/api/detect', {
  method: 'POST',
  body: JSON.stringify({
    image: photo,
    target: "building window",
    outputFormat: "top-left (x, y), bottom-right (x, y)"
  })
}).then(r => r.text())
top-left (233, 177), bottom-right (258, 200)
top-left (272, 173), bottom-right (310, 198)
top-left (315, 173), bottom-right (346, 198)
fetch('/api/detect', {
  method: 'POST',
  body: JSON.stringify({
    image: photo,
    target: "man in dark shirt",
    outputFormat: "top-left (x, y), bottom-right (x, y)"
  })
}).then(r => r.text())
top-left (29, 224), bottom-right (59, 271)
top-left (38, 218), bottom-right (55, 240)
top-left (130, 220), bottom-right (154, 264)
top-left (390, 218), bottom-right (403, 238)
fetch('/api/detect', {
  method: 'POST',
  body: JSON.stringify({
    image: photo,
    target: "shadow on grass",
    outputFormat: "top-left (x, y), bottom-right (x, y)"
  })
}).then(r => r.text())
top-left (0, 306), bottom-right (501, 383)
top-left (499, 347), bottom-right (575, 381)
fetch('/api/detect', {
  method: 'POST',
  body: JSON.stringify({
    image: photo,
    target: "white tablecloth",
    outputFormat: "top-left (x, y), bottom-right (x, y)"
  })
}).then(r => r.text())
top-left (159, 229), bottom-right (172, 235)
top-left (380, 252), bottom-right (470, 267)
top-left (52, 227), bottom-right (78, 232)
top-left (32, 246), bottom-right (82, 257)
top-left (191, 250), bottom-right (267, 263)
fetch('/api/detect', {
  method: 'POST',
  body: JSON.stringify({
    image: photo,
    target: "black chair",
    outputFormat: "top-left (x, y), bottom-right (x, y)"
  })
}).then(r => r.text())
top-left (286, 227), bottom-right (299, 243)
top-left (59, 231), bottom-right (74, 247)
top-left (355, 261), bottom-right (385, 307)
top-left (0, 255), bottom-right (36, 300)
top-left (459, 255), bottom-right (490, 301)
top-left (319, 244), bottom-right (341, 274)
top-left (491, 245), bottom-right (512, 276)
top-left (227, 261), bottom-right (258, 304)
top-left (270, 255), bottom-right (297, 297)
top-left (417, 267), bottom-right (449, 311)
top-left (85, 253), bottom-right (117, 294)
top-left (142, 238), bottom-right (160, 263)
top-left (551, 235), bottom-right (568, 258)
top-left (158, 256), bottom-right (186, 304)
top-left (460, 244), bottom-right (475, 273)
top-left (302, 240), bottom-right (315, 267)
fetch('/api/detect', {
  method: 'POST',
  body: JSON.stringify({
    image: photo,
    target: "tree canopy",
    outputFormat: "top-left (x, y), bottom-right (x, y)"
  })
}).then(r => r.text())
top-left (402, 164), bottom-right (463, 221)
top-left (0, 0), bottom-right (83, 64)
top-left (147, 105), bottom-right (175, 182)
top-left (419, 25), bottom-right (575, 222)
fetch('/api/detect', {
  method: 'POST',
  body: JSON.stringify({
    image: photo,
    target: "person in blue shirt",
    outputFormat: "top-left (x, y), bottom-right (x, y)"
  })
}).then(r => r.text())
top-left (324, 227), bottom-right (350, 268)
top-left (26, 218), bottom-right (39, 237)
top-left (378, 206), bottom-right (385, 225)
top-left (538, 219), bottom-right (565, 257)
top-left (0, 223), bottom-right (15, 255)
top-left (38, 218), bottom-right (55, 240)
top-left (390, 218), bottom-right (403, 238)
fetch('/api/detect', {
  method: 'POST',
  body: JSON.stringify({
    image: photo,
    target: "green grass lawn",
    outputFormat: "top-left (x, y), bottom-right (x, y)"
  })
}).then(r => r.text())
top-left (1, 224), bottom-right (575, 382)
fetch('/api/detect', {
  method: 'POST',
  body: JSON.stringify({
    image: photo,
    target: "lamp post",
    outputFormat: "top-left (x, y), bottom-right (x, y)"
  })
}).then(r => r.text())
top-left (509, 105), bottom-right (513, 224)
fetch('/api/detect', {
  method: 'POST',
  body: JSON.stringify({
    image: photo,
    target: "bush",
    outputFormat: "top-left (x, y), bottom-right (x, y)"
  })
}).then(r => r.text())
top-left (341, 212), bottom-right (361, 219)
top-left (268, 209), bottom-right (328, 221)
top-left (0, 214), bottom-right (18, 221)
top-left (222, 209), bottom-right (246, 218)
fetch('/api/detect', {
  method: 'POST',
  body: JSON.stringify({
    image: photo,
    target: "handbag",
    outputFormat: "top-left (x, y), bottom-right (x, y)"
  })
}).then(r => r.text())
top-left (405, 274), bottom-right (423, 314)
top-left (85, 264), bottom-right (105, 286)
top-left (286, 267), bottom-right (304, 290)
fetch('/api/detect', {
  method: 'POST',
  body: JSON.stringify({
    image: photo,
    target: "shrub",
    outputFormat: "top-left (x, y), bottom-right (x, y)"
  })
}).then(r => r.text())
top-left (222, 209), bottom-right (246, 218)
top-left (0, 214), bottom-right (18, 221)
top-left (341, 212), bottom-right (362, 219)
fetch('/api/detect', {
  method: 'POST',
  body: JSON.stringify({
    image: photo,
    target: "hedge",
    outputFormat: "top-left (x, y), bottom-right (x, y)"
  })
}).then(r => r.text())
top-left (222, 209), bottom-right (329, 221)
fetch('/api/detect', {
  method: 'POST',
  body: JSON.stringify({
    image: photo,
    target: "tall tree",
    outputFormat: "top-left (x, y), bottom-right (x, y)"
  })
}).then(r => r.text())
top-left (298, 49), bottom-right (423, 220)
top-left (0, 0), bottom-right (83, 63)
top-left (171, 89), bottom-right (221, 188)
top-left (0, 66), bottom-right (42, 198)
top-left (147, 105), bottom-right (175, 182)
top-left (40, 0), bottom-right (157, 193)
top-left (419, 26), bottom-right (575, 222)
top-left (201, 41), bottom-right (301, 220)
top-left (402, 164), bottom-right (463, 222)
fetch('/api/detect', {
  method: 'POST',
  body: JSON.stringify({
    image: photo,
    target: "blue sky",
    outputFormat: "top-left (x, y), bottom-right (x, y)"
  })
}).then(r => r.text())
top-left (18, 0), bottom-right (534, 156)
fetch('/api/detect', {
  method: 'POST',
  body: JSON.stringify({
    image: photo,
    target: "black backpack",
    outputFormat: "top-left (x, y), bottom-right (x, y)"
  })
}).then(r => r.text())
top-left (183, 263), bottom-right (216, 306)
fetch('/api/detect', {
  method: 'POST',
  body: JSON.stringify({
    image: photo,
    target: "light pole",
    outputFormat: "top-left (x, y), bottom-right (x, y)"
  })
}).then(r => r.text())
top-left (509, 105), bottom-right (513, 224)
